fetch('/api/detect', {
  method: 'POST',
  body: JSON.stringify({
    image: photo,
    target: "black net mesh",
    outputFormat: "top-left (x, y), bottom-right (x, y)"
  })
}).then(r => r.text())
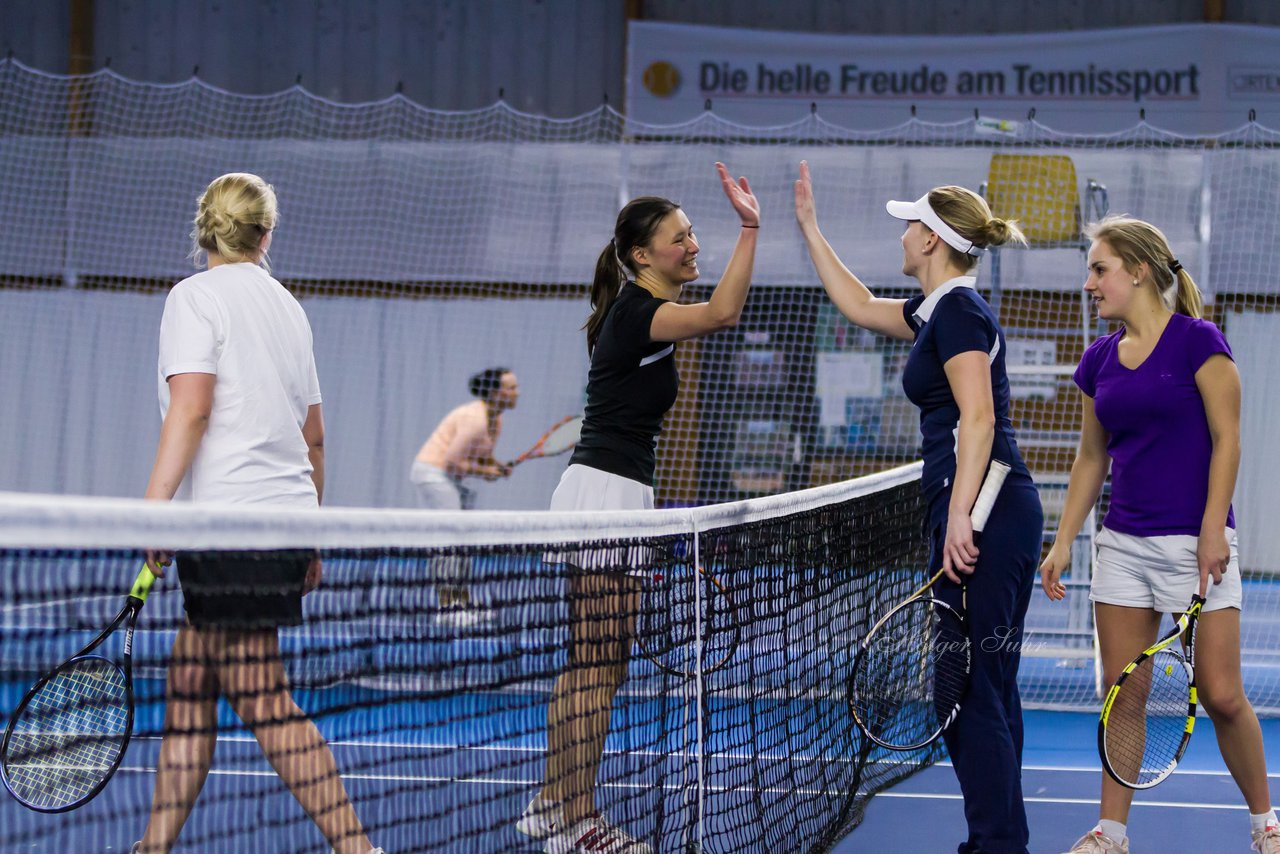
top-left (0, 466), bottom-right (932, 852)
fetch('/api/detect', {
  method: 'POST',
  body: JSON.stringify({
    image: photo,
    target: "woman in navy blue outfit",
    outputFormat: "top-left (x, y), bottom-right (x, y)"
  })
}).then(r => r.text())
top-left (795, 162), bottom-right (1044, 854)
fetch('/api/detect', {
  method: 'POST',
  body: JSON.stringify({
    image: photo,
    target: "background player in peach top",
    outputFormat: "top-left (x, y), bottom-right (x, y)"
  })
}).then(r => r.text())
top-left (411, 368), bottom-right (518, 621)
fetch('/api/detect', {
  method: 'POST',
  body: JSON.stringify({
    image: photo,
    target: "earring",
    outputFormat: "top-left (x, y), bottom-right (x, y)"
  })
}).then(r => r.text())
top-left (1132, 279), bottom-right (1139, 286)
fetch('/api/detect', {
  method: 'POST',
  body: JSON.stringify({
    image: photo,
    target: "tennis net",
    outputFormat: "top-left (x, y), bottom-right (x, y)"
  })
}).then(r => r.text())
top-left (0, 463), bottom-right (929, 853)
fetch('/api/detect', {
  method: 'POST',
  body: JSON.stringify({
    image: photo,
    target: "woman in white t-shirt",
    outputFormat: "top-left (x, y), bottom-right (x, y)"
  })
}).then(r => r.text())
top-left (134, 174), bottom-right (378, 854)
top-left (411, 367), bottom-right (518, 623)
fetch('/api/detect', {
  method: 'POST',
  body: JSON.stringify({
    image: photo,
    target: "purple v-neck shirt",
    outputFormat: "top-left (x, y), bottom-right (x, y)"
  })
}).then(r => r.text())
top-left (1074, 313), bottom-right (1234, 537)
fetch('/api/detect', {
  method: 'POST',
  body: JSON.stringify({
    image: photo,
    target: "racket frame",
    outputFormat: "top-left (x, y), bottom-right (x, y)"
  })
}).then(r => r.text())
top-left (848, 459), bottom-right (1010, 750)
top-left (510, 414), bottom-right (583, 466)
top-left (0, 565), bottom-right (155, 812)
top-left (636, 565), bottom-right (741, 678)
top-left (1098, 593), bottom-right (1203, 790)
top-left (849, 587), bottom-right (970, 750)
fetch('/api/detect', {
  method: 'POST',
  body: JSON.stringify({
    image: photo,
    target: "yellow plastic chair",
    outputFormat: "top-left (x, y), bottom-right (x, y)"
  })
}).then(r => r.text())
top-left (981, 153), bottom-right (1108, 311)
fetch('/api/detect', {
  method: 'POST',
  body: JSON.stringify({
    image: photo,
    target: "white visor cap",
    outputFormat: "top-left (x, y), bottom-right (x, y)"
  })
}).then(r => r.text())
top-left (885, 193), bottom-right (985, 257)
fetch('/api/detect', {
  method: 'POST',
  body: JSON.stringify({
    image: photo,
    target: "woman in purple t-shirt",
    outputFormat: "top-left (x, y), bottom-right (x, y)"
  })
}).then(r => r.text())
top-left (1041, 216), bottom-right (1278, 854)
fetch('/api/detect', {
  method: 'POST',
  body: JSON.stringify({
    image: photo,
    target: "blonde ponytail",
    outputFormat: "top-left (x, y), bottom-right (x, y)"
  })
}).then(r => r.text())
top-left (1086, 216), bottom-right (1203, 319)
top-left (928, 185), bottom-right (1027, 270)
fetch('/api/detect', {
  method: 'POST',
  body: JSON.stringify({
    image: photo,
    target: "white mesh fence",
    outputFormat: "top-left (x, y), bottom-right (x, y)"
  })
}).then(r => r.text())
top-left (2, 60), bottom-right (1280, 711)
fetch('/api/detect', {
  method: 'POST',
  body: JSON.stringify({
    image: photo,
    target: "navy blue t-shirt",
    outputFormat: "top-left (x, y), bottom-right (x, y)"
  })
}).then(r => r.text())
top-left (901, 279), bottom-right (1029, 506)
top-left (569, 283), bottom-right (679, 485)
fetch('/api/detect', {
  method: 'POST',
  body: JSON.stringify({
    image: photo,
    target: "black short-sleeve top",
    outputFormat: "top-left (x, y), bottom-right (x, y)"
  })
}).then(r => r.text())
top-left (568, 282), bottom-right (680, 485)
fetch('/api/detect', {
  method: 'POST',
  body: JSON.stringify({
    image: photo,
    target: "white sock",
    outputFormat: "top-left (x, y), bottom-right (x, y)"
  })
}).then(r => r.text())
top-left (1098, 820), bottom-right (1127, 842)
top-left (1251, 809), bottom-right (1277, 833)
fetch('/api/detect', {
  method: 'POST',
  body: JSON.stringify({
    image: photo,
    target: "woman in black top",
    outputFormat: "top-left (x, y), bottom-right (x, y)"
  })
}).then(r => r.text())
top-left (516, 162), bottom-right (760, 853)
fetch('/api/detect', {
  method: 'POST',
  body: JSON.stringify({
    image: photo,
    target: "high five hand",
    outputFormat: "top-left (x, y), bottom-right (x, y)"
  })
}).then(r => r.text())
top-left (794, 160), bottom-right (817, 230)
top-left (716, 161), bottom-right (760, 227)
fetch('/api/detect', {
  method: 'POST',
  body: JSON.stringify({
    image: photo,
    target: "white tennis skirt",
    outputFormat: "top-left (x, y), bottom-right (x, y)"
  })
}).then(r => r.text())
top-left (546, 464), bottom-right (655, 573)
top-left (1090, 526), bottom-right (1242, 613)
top-left (549, 464), bottom-right (654, 512)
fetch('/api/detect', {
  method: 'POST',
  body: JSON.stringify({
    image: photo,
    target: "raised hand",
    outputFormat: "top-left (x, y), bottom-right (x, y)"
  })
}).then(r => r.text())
top-left (794, 160), bottom-right (818, 231)
top-left (715, 161), bottom-right (760, 227)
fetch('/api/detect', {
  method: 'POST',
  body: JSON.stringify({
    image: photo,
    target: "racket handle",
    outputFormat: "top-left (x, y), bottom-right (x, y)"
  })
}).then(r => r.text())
top-left (969, 460), bottom-right (1011, 533)
top-left (130, 563), bottom-right (158, 603)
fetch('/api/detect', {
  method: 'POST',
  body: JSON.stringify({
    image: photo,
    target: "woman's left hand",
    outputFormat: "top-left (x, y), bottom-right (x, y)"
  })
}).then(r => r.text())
top-left (304, 555), bottom-right (322, 595)
top-left (941, 514), bottom-right (979, 584)
top-left (1197, 525), bottom-right (1229, 595)
top-left (715, 162), bottom-right (760, 228)
top-left (144, 550), bottom-right (172, 578)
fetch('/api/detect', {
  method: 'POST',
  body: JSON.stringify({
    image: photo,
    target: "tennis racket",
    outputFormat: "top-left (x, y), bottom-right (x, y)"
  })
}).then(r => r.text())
top-left (1098, 587), bottom-right (1205, 789)
top-left (509, 415), bottom-right (583, 467)
top-left (848, 459), bottom-right (1011, 751)
top-left (637, 564), bottom-right (740, 678)
top-left (1, 563), bottom-right (156, 812)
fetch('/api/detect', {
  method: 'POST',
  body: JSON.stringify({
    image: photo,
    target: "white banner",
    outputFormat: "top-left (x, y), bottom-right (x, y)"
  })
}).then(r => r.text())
top-left (627, 22), bottom-right (1280, 134)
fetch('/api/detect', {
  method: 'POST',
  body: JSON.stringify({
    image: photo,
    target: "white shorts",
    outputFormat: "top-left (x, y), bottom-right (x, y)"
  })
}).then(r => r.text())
top-left (1090, 526), bottom-right (1242, 613)
top-left (409, 461), bottom-right (472, 583)
top-left (547, 464), bottom-right (655, 573)
top-left (410, 461), bottom-right (461, 510)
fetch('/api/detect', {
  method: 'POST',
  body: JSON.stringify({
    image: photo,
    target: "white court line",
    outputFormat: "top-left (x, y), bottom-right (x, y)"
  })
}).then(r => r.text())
top-left (114, 763), bottom-right (1258, 809)
top-left (877, 792), bottom-right (1248, 810)
top-left (936, 760), bottom-right (1280, 780)
top-left (131, 734), bottom-right (899, 769)
top-left (131, 736), bottom-right (1272, 779)
top-left (127, 737), bottom-right (1269, 783)
top-left (114, 766), bottom-right (854, 799)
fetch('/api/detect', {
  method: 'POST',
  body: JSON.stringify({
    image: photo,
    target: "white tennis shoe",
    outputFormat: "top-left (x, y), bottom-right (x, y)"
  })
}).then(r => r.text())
top-left (1254, 818), bottom-right (1280, 853)
top-left (544, 813), bottom-right (651, 854)
top-left (516, 792), bottom-right (564, 839)
top-left (1063, 828), bottom-right (1129, 853)
top-left (516, 796), bottom-right (650, 854)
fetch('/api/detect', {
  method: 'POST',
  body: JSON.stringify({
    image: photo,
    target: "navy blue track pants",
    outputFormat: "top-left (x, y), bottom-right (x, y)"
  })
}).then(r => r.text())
top-left (930, 474), bottom-right (1043, 854)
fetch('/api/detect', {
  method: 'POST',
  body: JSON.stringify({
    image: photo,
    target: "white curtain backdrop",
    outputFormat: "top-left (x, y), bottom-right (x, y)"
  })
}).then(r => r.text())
top-left (0, 289), bottom-right (589, 510)
top-left (1226, 311), bottom-right (1280, 577)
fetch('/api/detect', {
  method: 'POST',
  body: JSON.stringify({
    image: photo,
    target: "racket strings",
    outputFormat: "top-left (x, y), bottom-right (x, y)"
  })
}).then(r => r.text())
top-left (637, 567), bottom-right (739, 677)
top-left (850, 598), bottom-right (969, 749)
top-left (4, 657), bottom-right (128, 809)
top-left (539, 419), bottom-right (582, 455)
top-left (1103, 648), bottom-right (1191, 786)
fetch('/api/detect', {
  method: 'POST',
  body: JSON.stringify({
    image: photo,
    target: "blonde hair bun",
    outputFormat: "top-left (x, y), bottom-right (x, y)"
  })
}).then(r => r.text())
top-left (190, 172), bottom-right (278, 267)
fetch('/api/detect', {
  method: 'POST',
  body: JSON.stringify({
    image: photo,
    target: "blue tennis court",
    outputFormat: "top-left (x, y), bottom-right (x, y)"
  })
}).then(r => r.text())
top-left (850, 711), bottom-right (1280, 854)
top-left (0, 676), bottom-right (894, 852)
top-left (6, 684), bottom-right (1279, 853)
top-left (4, 536), bottom-right (1280, 852)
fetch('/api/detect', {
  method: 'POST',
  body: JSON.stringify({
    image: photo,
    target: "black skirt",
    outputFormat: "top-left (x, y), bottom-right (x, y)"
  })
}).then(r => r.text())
top-left (176, 550), bottom-right (311, 629)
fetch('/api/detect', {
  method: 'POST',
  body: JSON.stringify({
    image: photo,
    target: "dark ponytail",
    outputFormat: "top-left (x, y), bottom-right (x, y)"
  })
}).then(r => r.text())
top-left (586, 243), bottom-right (624, 355)
top-left (584, 196), bottom-right (680, 355)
